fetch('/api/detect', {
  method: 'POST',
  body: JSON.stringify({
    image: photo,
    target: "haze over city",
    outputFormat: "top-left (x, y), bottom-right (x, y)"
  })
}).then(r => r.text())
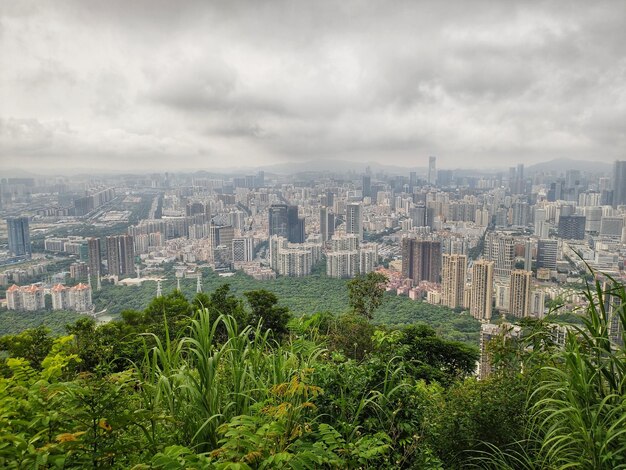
top-left (1, 0), bottom-right (625, 174)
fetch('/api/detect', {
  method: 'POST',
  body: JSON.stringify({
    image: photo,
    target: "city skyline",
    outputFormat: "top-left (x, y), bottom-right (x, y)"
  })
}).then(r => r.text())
top-left (2, 1), bottom-right (625, 173)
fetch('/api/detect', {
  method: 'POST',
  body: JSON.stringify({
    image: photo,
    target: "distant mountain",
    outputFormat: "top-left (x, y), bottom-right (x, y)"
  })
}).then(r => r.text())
top-left (258, 159), bottom-right (427, 176)
top-left (526, 158), bottom-right (612, 175)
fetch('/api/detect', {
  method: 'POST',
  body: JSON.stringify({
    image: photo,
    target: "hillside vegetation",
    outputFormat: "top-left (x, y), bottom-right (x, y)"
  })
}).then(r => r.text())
top-left (0, 273), bottom-right (624, 469)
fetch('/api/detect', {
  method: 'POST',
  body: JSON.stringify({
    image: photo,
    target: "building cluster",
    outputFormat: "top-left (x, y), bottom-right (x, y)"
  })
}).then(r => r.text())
top-left (325, 234), bottom-right (377, 278)
top-left (6, 282), bottom-right (93, 312)
top-left (73, 187), bottom-right (115, 216)
top-left (3, 158), bottom-right (626, 328)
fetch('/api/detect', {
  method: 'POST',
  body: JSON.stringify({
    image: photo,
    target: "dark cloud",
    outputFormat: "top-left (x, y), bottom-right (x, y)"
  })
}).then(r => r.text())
top-left (1, 0), bottom-right (625, 173)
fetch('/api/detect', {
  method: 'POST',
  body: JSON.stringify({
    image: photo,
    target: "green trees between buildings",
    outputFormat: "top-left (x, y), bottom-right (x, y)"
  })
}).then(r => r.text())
top-left (0, 276), bottom-right (624, 468)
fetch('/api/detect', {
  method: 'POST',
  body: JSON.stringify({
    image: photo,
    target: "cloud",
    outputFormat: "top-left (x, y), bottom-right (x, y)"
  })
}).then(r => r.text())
top-left (1, 0), bottom-right (625, 173)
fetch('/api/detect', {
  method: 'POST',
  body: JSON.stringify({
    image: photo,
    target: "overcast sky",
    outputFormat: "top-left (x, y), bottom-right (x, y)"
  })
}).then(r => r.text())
top-left (1, 0), bottom-right (625, 174)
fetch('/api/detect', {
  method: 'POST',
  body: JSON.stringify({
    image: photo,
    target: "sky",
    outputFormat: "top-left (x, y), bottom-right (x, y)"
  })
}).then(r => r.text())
top-left (1, 0), bottom-right (625, 174)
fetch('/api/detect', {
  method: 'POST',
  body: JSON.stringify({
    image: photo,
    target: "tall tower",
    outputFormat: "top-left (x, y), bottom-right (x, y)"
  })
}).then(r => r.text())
top-left (362, 175), bottom-right (371, 199)
top-left (88, 238), bottom-right (102, 279)
top-left (613, 160), bottom-right (626, 208)
top-left (428, 156), bottom-right (437, 185)
top-left (320, 206), bottom-right (335, 242)
top-left (441, 254), bottom-right (467, 309)
top-left (268, 204), bottom-right (289, 238)
top-left (196, 276), bottom-right (202, 293)
top-left (6, 217), bottom-right (31, 258)
top-left (287, 205), bottom-right (305, 243)
top-left (401, 238), bottom-right (441, 284)
top-left (470, 260), bottom-right (494, 320)
top-left (346, 203), bottom-right (363, 239)
top-left (509, 270), bottom-right (532, 317)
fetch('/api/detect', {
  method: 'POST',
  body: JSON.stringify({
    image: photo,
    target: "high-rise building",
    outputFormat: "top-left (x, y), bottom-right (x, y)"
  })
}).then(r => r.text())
top-left (584, 206), bottom-right (603, 233)
top-left (106, 235), bottom-right (135, 277)
top-left (409, 205), bottom-right (428, 227)
top-left (509, 270), bottom-right (532, 317)
top-left (428, 156), bottom-right (437, 185)
top-left (287, 205), bottom-right (305, 243)
top-left (269, 235), bottom-right (288, 272)
top-left (470, 260), bottom-right (494, 320)
top-left (232, 237), bottom-right (254, 263)
top-left (536, 239), bottom-right (558, 270)
top-left (613, 160), bottom-right (626, 208)
top-left (346, 203), bottom-right (363, 239)
top-left (320, 206), bottom-right (335, 242)
top-left (269, 204), bottom-right (289, 238)
top-left (511, 201), bottom-right (529, 226)
top-left (362, 175), bottom-right (371, 199)
top-left (441, 254), bottom-right (467, 309)
top-left (558, 215), bottom-right (586, 240)
top-left (484, 232), bottom-right (515, 279)
top-left (326, 250), bottom-right (359, 278)
top-left (600, 216), bottom-right (625, 238)
top-left (88, 238), bottom-right (102, 279)
top-left (6, 217), bottom-right (31, 258)
top-left (50, 283), bottom-right (93, 312)
top-left (359, 244), bottom-right (378, 274)
top-left (401, 238), bottom-right (441, 284)
top-left (7, 284), bottom-right (45, 311)
top-left (269, 204), bottom-right (304, 243)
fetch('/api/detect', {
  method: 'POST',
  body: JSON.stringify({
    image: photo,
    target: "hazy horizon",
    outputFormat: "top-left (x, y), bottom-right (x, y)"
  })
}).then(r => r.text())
top-left (1, 1), bottom-right (625, 173)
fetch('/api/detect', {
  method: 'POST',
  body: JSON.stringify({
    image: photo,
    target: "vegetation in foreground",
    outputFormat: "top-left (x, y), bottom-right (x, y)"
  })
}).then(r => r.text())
top-left (0, 272), bottom-right (624, 469)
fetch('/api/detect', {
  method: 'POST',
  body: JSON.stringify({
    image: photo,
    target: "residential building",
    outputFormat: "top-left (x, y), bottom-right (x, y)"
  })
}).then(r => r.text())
top-left (470, 260), bottom-right (494, 320)
top-left (441, 254), bottom-right (467, 309)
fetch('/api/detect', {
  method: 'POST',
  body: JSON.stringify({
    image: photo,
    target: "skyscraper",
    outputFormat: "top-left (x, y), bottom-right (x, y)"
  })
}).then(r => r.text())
top-left (362, 175), bottom-right (371, 199)
top-left (509, 270), bottom-right (532, 317)
top-left (441, 254), bottom-right (467, 309)
top-left (269, 204), bottom-right (289, 238)
top-left (484, 232), bottom-right (515, 279)
top-left (232, 237), bottom-right (254, 262)
top-left (558, 215), bottom-right (586, 240)
top-left (428, 156), bottom-right (436, 185)
top-left (269, 204), bottom-right (304, 243)
top-left (88, 238), bottom-right (102, 279)
top-left (409, 205), bottom-right (428, 227)
top-left (6, 217), bottom-right (31, 258)
top-left (106, 235), bottom-right (135, 277)
top-left (320, 206), bottom-right (335, 242)
top-left (470, 260), bottom-right (494, 320)
top-left (613, 160), bottom-right (626, 208)
top-left (401, 238), bottom-right (441, 284)
top-left (287, 205), bottom-right (305, 243)
top-left (346, 203), bottom-right (363, 239)
top-left (536, 239), bottom-right (558, 270)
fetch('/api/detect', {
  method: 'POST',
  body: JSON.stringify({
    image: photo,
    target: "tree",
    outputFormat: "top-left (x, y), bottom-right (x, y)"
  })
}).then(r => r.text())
top-left (244, 290), bottom-right (291, 338)
top-left (0, 325), bottom-right (53, 370)
top-left (397, 324), bottom-right (479, 385)
top-left (347, 272), bottom-right (388, 320)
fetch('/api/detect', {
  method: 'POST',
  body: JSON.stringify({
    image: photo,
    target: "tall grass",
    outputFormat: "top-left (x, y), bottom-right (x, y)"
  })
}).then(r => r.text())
top-left (472, 276), bottom-right (626, 469)
top-left (137, 309), bottom-right (325, 453)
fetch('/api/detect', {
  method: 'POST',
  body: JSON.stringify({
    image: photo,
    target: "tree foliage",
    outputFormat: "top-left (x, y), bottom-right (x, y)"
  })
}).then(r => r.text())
top-left (347, 272), bottom-right (388, 319)
top-left (0, 275), bottom-right (623, 468)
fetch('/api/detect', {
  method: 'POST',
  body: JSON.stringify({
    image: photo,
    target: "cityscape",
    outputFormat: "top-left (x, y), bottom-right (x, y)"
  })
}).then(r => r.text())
top-left (2, 159), bottom-right (626, 372)
top-left (1, 0), bottom-right (625, 468)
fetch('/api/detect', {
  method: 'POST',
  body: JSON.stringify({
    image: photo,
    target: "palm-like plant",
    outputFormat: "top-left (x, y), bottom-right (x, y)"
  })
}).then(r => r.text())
top-left (472, 275), bottom-right (626, 469)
